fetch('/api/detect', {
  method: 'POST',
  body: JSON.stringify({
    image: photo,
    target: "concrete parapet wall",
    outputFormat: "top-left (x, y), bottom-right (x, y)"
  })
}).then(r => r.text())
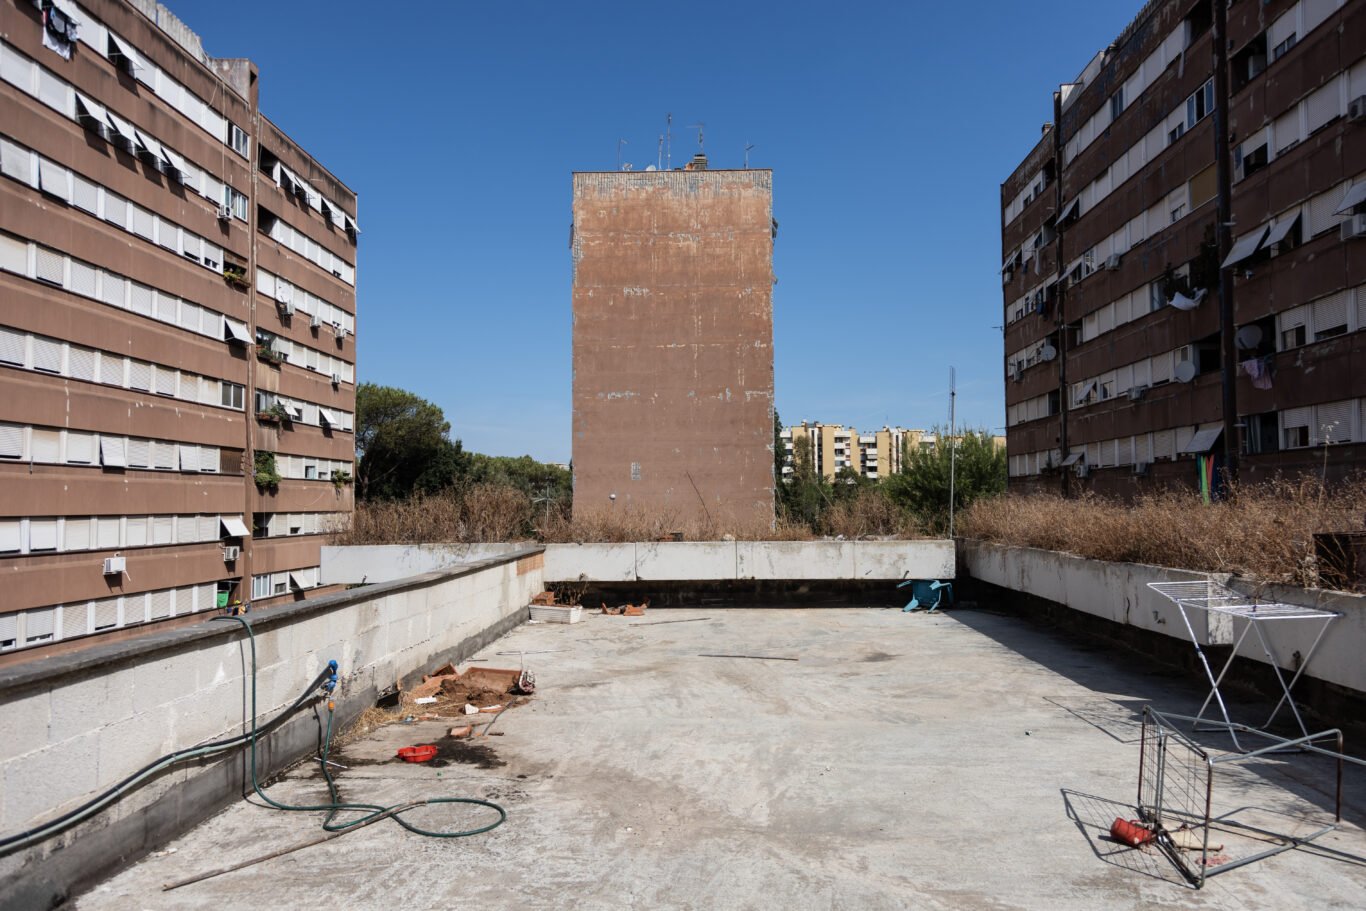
top-left (0, 547), bottom-right (545, 909)
top-left (321, 543), bottom-right (532, 585)
top-left (959, 540), bottom-right (1366, 696)
top-left (543, 540), bottom-right (955, 583)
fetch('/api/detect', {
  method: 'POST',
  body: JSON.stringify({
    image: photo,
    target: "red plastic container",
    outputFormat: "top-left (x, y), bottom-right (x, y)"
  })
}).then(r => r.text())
top-left (396, 744), bottom-right (438, 763)
top-left (1110, 818), bottom-right (1155, 847)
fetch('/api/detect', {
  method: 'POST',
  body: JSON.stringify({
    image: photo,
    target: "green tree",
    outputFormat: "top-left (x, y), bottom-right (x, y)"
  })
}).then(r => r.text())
top-left (884, 427), bottom-right (1005, 532)
top-left (355, 383), bottom-right (470, 500)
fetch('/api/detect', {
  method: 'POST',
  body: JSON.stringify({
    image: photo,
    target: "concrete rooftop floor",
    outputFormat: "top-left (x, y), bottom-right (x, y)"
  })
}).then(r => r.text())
top-left (78, 607), bottom-right (1366, 910)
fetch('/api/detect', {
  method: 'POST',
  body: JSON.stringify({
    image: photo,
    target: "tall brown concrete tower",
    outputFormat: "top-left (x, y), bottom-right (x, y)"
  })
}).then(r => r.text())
top-left (570, 163), bottom-right (775, 530)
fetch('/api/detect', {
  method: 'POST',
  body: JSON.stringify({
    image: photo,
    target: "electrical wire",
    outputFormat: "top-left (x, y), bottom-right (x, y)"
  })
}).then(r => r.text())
top-left (0, 614), bottom-right (505, 860)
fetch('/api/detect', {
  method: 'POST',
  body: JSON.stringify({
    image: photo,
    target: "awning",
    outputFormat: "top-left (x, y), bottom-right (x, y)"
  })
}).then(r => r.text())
top-left (104, 110), bottom-right (134, 144)
top-left (318, 408), bottom-right (337, 426)
top-left (107, 32), bottom-right (141, 69)
top-left (132, 128), bottom-right (164, 161)
top-left (1182, 425), bottom-right (1224, 454)
top-left (1076, 379), bottom-right (1097, 401)
top-left (1169, 289), bottom-right (1205, 311)
top-left (99, 436), bottom-right (126, 467)
top-left (1221, 225), bottom-right (1270, 268)
top-left (220, 516), bottom-right (251, 538)
top-left (1057, 197), bottom-right (1080, 223)
top-left (74, 92), bottom-right (106, 124)
top-left (1060, 451), bottom-right (1084, 466)
top-left (288, 571), bottom-right (308, 590)
top-left (159, 144), bottom-right (187, 175)
top-left (1001, 249), bottom-right (1022, 272)
top-left (1261, 213), bottom-right (1300, 249)
top-left (1333, 182), bottom-right (1366, 216)
top-left (223, 317), bottom-right (251, 345)
top-left (343, 213), bottom-right (359, 235)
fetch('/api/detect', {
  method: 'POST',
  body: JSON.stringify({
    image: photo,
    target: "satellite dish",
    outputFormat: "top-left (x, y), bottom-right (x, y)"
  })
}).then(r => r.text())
top-left (1236, 325), bottom-right (1263, 349)
top-left (1040, 343), bottom-right (1057, 362)
top-left (1174, 360), bottom-right (1197, 383)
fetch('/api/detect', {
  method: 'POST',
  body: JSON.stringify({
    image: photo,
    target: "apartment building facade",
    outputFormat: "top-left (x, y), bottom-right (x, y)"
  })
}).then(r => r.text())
top-left (0, 0), bottom-right (359, 656)
top-left (781, 423), bottom-right (932, 482)
top-left (571, 161), bottom-right (775, 527)
top-left (1002, 0), bottom-right (1365, 495)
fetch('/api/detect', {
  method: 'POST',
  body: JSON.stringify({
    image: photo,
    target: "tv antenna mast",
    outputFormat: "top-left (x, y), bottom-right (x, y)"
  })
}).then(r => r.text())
top-left (666, 113), bottom-right (672, 168)
top-left (948, 366), bottom-right (958, 538)
top-left (616, 138), bottom-right (629, 171)
top-left (744, 142), bottom-right (755, 168)
top-left (657, 134), bottom-right (664, 170)
top-left (688, 122), bottom-right (705, 152)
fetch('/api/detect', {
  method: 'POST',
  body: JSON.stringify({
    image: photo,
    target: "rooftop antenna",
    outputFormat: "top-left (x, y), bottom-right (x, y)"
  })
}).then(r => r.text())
top-left (744, 142), bottom-right (755, 168)
top-left (688, 122), bottom-right (705, 152)
top-left (657, 134), bottom-right (664, 170)
top-left (617, 138), bottom-right (629, 171)
top-left (666, 113), bottom-right (672, 169)
top-left (948, 366), bottom-right (958, 539)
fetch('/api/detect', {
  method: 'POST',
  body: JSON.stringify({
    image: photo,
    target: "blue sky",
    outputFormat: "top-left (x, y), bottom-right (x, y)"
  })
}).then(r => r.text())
top-left (175, 1), bottom-right (1138, 463)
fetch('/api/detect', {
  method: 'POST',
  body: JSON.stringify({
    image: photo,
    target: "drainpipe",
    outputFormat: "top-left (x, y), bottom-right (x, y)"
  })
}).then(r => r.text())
top-left (1213, 0), bottom-right (1240, 485)
top-left (1053, 89), bottom-right (1070, 498)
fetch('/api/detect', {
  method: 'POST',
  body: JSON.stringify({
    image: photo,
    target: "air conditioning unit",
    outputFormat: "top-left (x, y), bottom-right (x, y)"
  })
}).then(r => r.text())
top-left (1133, 462), bottom-right (1151, 476)
top-left (1009, 363), bottom-right (1021, 382)
top-left (1349, 95), bottom-right (1366, 122)
top-left (1105, 253), bottom-right (1122, 271)
top-left (1128, 385), bottom-right (1148, 401)
top-left (1075, 463), bottom-right (1090, 478)
top-left (102, 556), bottom-right (126, 575)
top-left (311, 313), bottom-right (322, 328)
top-left (223, 545), bottom-right (240, 562)
top-left (277, 299), bottom-right (295, 316)
top-left (1340, 213), bottom-right (1366, 241)
top-left (216, 204), bottom-right (232, 221)
top-left (331, 322), bottom-right (345, 339)
top-left (330, 372), bottom-right (341, 386)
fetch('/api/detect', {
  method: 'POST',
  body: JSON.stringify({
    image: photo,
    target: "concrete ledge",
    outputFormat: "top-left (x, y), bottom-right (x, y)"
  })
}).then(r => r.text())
top-left (320, 543), bottom-right (533, 585)
top-left (0, 546), bottom-right (545, 910)
top-left (959, 539), bottom-right (1366, 697)
top-left (544, 539), bottom-right (954, 583)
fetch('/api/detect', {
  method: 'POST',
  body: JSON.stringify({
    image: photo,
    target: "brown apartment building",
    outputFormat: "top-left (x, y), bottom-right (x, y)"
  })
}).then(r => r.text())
top-left (571, 157), bottom-right (775, 528)
top-left (0, 0), bottom-right (359, 656)
top-left (1002, 0), bottom-right (1365, 496)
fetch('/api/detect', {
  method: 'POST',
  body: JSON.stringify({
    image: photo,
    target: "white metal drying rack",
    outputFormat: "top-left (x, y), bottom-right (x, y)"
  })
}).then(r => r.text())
top-left (1146, 581), bottom-right (1342, 751)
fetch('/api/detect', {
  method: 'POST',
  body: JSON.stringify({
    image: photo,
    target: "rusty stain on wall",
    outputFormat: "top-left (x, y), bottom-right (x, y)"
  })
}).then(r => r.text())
top-left (571, 169), bottom-right (775, 527)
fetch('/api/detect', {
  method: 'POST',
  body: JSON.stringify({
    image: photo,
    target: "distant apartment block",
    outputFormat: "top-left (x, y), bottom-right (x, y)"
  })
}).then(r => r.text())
top-left (781, 423), bottom-right (934, 481)
top-left (0, 0), bottom-right (359, 656)
top-left (571, 158), bottom-right (775, 526)
top-left (1002, 0), bottom-right (1365, 493)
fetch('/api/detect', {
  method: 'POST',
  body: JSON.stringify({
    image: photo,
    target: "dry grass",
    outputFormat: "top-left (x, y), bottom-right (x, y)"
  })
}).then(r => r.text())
top-left (823, 488), bottom-right (925, 539)
top-left (959, 476), bottom-right (1366, 584)
top-left (333, 484), bottom-right (533, 545)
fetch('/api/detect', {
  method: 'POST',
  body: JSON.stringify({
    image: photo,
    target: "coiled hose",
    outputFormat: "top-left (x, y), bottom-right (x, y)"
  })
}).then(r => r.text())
top-left (0, 614), bottom-right (504, 860)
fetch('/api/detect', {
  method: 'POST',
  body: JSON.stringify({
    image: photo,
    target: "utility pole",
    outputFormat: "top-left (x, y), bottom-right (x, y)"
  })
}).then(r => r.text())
top-left (1213, 0), bottom-right (1240, 488)
top-left (948, 367), bottom-right (958, 538)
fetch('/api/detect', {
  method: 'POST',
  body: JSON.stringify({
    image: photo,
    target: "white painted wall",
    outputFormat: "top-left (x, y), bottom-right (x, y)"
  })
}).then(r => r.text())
top-left (0, 551), bottom-right (544, 835)
top-left (321, 543), bottom-right (531, 584)
top-left (541, 540), bottom-right (955, 582)
top-left (960, 540), bottom-right (1366, 696)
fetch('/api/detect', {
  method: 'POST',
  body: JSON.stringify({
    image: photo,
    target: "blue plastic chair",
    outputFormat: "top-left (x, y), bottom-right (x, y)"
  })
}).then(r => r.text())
top-left (897, 579), bottom-right (954, 612)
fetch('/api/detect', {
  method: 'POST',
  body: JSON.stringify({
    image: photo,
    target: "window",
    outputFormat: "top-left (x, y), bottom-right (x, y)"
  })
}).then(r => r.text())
top-left (252, 574), bottom-right (271, 599)
top-left (228, 123), bottom-right (250, 158)
top-left (220, 381), bottom-right (244, 409)
top-left (223, 186), bottom-right (248, 221)
top-left (1109, 89), bottom-right (1124, 121)
top-left (1236, 143), bottom-right (1268, 181)
top-left (1170, 203), bottom-right (1185, 223)
top-left (1186, 81), bottom-right (1213, 129)
top-left (1280, 325), bottom-right (1305, 350)
top-left (1272, 33), bottom-right (1296, 62)
top-left (1168, 122), bottom-right (1185, 145)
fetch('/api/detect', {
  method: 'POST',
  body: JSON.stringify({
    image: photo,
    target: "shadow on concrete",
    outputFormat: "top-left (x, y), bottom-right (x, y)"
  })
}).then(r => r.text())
top-left (948, 608), bottom-right (1366, 830)
top-left (1060, 789), bottom-right (1188, 886)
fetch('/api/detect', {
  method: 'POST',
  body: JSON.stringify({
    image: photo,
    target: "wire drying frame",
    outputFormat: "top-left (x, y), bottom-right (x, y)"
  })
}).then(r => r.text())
top-left (1137, 707), bottom-right (1347, 888)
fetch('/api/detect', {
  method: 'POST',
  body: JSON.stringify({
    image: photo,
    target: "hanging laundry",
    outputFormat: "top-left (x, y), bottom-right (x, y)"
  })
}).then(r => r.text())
top-left (1240, 357), bottom-right (1273, 390)
top-left (1168, 289), bottom-right (1206, 311)
top-left (42, 6), bottom-right (78, 61)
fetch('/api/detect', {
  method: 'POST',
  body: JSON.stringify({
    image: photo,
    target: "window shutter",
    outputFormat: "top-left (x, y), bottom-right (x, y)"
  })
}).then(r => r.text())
top-left (69, 259), bottom-right (97, 297)
top-left (1311, 291), bottom-right (1349, 334)
top-left (179, 301), bottom-right (201, 332)
top-left (72, 174), bottom-right (98, 213)
top-left (29, 520), bottom-right (58, 551)
top-left (131, 205), bottom-right (153, 239)
top-left (152, 440), bottom-right (176, 470)
top-left (154, 365), bottom-right (177, 397)
top-left (125, 517), bottom-right (148, 546)
top-left (1153, 429), bottom-right (1174, 460)
top-left (155, 291), bottom-right (176, 324)
top-left (129, 282), bottom-right (153, 316)
top-left (1304, 82), bottom-right (1340, 135)
top-left (127, 437), bottom-right (150, 467)
top-left (68, 346), bottom-right (96, 381)
top-left (100, 436), bottom-right (126, 467)
top-left (0, 327), bottom-right (24, 365)
top-left (96, 518), bottom-right (120, 549)
top-left (32, 337), bottom-right (62, 373)
top-left (0, 520), bottom-right (20, 553)
top-left (124, 594), bottom-right (147, 625)
top-left (149, 589), bottom-right (171, 620)
top-left (199, 446), bottom-right (218, 472)
top-left (128, 360), bottom-right (152, 391)
top-left (99, 353), bottom-right (124, 386)
top-left (24, 607), bottom-right (56, 642)
top-left (64, 518), bottom-right (91, 551)
top-left (34, 247), bottom-right (64, 285)
top-left (66, 431), bottom-right (96, 464)
top-left (178, 444), bottom-right (200, 472)
top-left (0, 423), bottom-right (23, 459)
top-left (1315, 401), bottom-right (1355, 444)
top-left (0, 233), bottom-right (25, 274)
top-left (31, 429), bottom-right (60, 462)
top-left (38, 159), bottom-right (71, 203)
top-left (101, 273), bottom-right (125, 308)
top-left (93, 598), bottom-right (119, 631)
top-left (104, 193), bottom-right (128, 227)
top-left (152, 516), bottom-right (173, 545)
top-left (1282, 406), bottom-right (1312, 430)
